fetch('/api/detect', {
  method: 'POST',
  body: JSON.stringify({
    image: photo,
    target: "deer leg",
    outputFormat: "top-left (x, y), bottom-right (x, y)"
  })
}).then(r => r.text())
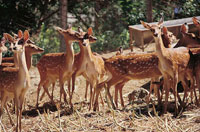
top-left (93, 82), bottom-right (106, 111)
top-left (0, 93), bottom-right (14, 126)
top-left (19, 89), bottom-right (28, 132)
top-left (187, 75), bottom-right (196, 104)
top-left (5, 103), bottom-right (14, 126)
top-left (106, 84), bottom-right (117, 110)
top-left (163, 75), bottom-right (170, 114)
top-left (148, 80), bottom-right (154, 105)
top-left (51, 82), bottom-right (55, 101)
top-left (43, 81), bottom-right (54, 104)
top-left (173, 72), bottom-right (179, 115)
top-left (39, 82), bottom-right (55, 101)
top-left (196, 73), bottom-right (200, 105)
top-left (99, 92), bottom-right (104, 107)
top-left (69, 74), bottom-right (77, 108)
top-left (89, 83), bottom-right (93, 110)
top-left (36, 82), bottom-right (42, 107)
top-left (119, 83), bottom-right (125, 108)
top-left (85, 81), bottom-right (89, 101)
top-left (105, 78), bottom-right (125, 110)
top-left (114, 84), bottom-right (119, 108)
top-left (115, 81), bottom-right (126, 108)
top-left (59, 75), bottom-right (66, 103)
top-left (15, 91), bottom-right (20, 132)
top-left (181, 76), bottom-right (190, 106)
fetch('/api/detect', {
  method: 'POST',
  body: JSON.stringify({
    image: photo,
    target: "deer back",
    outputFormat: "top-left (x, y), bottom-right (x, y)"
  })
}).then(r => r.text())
top-left (104, 53), bottom-right (161, 80)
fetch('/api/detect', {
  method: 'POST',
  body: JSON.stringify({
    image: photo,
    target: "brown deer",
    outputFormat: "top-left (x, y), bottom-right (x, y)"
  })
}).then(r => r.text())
top-left (93, 52), bottom-right (164, 111)
top-left (36, 26), bottom-right (97, 107)
top-left (2, 33), bottom-right (44, 112)
top-left (113, 26), bottom-right (177, 108)
top-left (36, 26), bottom-right (81, 107)
top-left (93, 22), bottom-right (200, 111)
top-left (0, 30), bottom-right (31, 131)
top-left (70, 27), bottom-right (105, 110)
top-left (93, 25), bottom-right (177, 110)
top-left (140, 18), bottom-right (195, 114)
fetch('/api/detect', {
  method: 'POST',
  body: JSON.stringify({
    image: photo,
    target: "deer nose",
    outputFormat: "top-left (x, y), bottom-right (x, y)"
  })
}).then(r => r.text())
top-left (93, 37), bottom-right (97, 41)
top-left (154, 33), bottom-right (158, 37)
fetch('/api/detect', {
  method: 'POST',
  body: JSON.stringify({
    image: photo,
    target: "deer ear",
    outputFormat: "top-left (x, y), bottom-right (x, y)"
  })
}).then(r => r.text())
top-left (180, 23), bottom-right (188, 33)
top-left (140, 21), bottom-right (151, 29)
top-left (24, 30), bottom-right (29, 41)
top-left (192, 17), bottom-right (200, 26)
top-left (162, 26), bottom-right (168, 34)
top-left (4, 33), bottom-right (14, 43)
top-left (18, 30), bottom-right (23, 38)
top-left (158, 16), bottom-right (164, 25)
top-left (87, 27), bottom-right (93, 36)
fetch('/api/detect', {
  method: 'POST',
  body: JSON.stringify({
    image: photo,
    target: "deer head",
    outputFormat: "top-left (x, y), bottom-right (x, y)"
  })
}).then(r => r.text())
top-left (25, 44), bottom-right (44, 55)
top-left (141, 17), bottom-right (163, 39)
top-left (11, 30), bottom-right (29, 53)
top-left (162, 26), bottom-right (177, 48)
top-left (78, 27), bottom-right (97, 46)
top-left (174, 23), bottom-right (200, 48)
top-left (54, 26), bottom-right (81, 43)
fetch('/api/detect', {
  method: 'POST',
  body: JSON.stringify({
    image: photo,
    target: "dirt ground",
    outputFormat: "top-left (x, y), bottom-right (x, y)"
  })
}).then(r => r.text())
top-left (1, 43), bottom-right (200, 132)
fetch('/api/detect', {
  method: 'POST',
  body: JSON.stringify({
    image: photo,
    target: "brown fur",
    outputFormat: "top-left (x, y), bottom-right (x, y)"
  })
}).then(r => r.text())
top-left (94, 26), bottom-right (176, 109)
top-left (36, 27), bottom-right (97, 108)
top-left (141, 20), bottom-right (194, 115)
top-left (71, 28), bottom-right (105, 110)
top-left (0, 30), bottom-right (31, 131)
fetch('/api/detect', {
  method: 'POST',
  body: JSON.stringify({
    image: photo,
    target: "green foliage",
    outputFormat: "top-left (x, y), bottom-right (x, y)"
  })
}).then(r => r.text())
top-left (92, 29), bottom-right (129, 53)
top-left (32, 23), bottom-right (60, 64)
top-left (119, 0), bottom-right (146, 25)
top-left (178, 0), bottom-right (200, 17)
top-left (1, 0), bottom-right (200, 58)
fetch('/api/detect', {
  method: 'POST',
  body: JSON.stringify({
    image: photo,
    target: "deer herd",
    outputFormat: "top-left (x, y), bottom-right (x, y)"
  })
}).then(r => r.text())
top-left (1, 17), bottom-right (200, 131)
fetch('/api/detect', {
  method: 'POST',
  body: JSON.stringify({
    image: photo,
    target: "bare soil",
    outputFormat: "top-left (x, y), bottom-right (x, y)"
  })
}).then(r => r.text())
top-left (1, 43), bottom-right (200, 132)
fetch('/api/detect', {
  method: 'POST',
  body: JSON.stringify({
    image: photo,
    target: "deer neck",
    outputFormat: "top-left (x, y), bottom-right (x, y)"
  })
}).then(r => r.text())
top-left (13, 52), bottom-right (19, 68)
top-left (154, 36), bottom-right (168, 60)
top-left (25, 51), bottom-right (32, 70)
top-left (65, 40), bottom-right (74, 68)
top-left (17, 48), bottom-right (29, 81)
top-left (83, 44), bottom-right (93, 60)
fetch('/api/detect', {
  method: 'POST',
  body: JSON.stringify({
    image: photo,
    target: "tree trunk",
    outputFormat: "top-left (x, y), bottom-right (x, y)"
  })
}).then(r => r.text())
top-left (146, 0), bottom-right (153, 22)
top-left (94, 1), bottom-right (100, 32)
top-left (59, 0), bottom-right (67, 52)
